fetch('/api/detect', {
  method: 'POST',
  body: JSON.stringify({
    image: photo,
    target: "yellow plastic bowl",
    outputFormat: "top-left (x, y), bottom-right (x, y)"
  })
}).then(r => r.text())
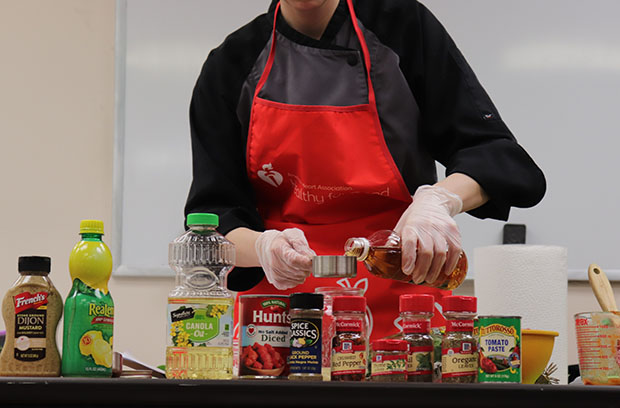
top-left (521, 329), bottom-right (559, 384)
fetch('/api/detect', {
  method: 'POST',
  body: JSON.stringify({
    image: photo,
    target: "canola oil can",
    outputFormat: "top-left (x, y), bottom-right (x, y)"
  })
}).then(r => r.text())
top-left (474, 316), bottom-right (521, 383)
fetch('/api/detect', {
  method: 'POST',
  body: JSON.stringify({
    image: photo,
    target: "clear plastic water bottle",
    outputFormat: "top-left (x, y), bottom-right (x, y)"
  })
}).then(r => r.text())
top-left (165, 213), bottom-right (235, 379)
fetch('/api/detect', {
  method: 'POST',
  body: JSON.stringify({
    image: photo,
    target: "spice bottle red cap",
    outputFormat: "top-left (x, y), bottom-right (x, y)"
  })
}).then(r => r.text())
top-left (333, 296), bottom-right (366, 312)
top-left (442, 296), bottom-right (477, 313)
top-left (371, 339), bottom-right (409, 352)
top-left (399, 294), bottom-right (434, 313)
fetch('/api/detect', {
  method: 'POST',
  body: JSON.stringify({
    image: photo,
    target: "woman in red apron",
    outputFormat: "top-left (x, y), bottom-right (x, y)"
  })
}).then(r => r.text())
top-left (230, 0), bottom-right (489, 341)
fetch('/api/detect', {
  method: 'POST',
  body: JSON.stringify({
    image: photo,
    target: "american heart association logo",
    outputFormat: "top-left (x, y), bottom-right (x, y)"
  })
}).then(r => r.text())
top-left (246, 324), bottom-right (257, 337)
top-left (257, 163), bottom-right (283, 187)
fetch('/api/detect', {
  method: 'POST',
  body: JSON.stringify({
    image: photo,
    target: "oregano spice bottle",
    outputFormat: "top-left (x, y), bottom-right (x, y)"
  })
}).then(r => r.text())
top-left (440, 296), bottom-right (478, 383)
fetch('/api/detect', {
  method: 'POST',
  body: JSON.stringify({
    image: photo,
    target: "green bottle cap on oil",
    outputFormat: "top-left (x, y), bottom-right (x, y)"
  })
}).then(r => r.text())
top-left (186, 213), bottom-right (219, 227)
top-left (80, 220), bottom-right (104, 234)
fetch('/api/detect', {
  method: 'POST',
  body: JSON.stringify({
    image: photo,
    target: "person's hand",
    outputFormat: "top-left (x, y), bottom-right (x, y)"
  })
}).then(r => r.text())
top-left (255, 228), bottom-right (316, 290)
top-left (394, 185), bottom-right (463, 284)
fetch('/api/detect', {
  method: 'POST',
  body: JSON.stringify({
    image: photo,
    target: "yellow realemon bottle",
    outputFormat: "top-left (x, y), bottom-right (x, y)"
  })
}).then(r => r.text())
top-left (166, 213), bottom-right (235, 379)
top-left (62, 220), bottom-right (114, 377)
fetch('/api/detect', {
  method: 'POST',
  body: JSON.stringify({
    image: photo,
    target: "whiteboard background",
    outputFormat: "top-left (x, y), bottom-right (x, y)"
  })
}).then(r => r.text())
top-left (114, 0), bottom-right (620, 280)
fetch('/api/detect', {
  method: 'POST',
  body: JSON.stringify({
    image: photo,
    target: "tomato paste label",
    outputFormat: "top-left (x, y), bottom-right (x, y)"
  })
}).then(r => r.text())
top-left (474, 316), bottom-right (521, 383)
top-left (332, 342), bottom-right (366, 376)
top-left (441, 343), bottom-right (477, 378)
top-left (239, 295), bottom-right (289, 377)
top-left (289, 317), bottom-right (322, 375)
top-left (407, 345), bottom-right (433, 376)
top-left (167, 300), bottom-right (233, 348)
top-left (371, 353), bottom-right (407, 376)
top-left (13, 291), bottom-right (49, 361)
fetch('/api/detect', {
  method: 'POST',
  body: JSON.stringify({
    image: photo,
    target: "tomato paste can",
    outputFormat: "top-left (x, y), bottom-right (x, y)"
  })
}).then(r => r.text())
top-left (474, 316), bottom-right (521, 383)
top-left (239, 295), bottom-right (290, 378)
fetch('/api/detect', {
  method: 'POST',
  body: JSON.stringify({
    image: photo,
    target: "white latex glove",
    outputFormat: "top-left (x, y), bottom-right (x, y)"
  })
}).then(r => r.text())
top-left (255, 228), bottom-right (316, 290)
top-left (394, 185), bottom-right (463, 284)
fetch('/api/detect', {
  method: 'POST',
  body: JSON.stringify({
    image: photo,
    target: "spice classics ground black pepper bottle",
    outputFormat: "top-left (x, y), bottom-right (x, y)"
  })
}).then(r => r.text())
top-left (399, 294), bottom-right (434, 382)
top-left (440, 296), bottom-right (478, 383)
top-left (370, 339), bottom-right (408, 382)
top-left (288, 293), bottom-right (324, 381)
top-left (331, 296), bottom-right (367, 381)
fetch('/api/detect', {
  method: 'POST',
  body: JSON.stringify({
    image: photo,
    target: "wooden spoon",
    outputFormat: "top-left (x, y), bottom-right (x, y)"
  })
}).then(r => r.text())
top-left (588, 263), bottom-right (618, 312)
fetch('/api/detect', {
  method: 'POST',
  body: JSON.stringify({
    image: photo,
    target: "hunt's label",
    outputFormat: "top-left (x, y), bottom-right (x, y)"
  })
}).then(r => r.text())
top-left (13, 291), bottom-right (49, 361)
top-left (289, 317), bottom-right (322, 375)
top-left (239, 295), bottom-right (289, 377)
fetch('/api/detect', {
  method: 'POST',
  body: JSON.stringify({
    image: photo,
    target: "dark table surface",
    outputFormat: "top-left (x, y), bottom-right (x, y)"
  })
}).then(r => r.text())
top-left (0, 377), bottom-right (618, 408)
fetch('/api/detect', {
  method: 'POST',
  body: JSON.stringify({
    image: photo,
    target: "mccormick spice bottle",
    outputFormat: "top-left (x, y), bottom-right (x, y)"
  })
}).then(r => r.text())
top-left (370, 339), bottom-right (408, 382)
top-left (288, 293), bottom-right (324, 381)
top-left (399, 294), bottom-right (434, 382)
top-left (0, 256), bottom-right (63, 376)
top-left (331, 296), bottom-right (367, 381)
top-left (441, 296), bottom-right (478, 383)
top-left (344, 230), bottom-right (468, 290)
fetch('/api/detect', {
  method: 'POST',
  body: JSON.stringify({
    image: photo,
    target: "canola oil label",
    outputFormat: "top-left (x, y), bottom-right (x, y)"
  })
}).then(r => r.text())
top-left (474, 316), bottom-right (521, 383)
top-left (167, 301), bottom-right (233, 348)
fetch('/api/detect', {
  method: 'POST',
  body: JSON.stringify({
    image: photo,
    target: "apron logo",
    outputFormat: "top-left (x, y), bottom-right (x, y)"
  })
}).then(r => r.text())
top-left (257, 163), bottom-right (283, 187)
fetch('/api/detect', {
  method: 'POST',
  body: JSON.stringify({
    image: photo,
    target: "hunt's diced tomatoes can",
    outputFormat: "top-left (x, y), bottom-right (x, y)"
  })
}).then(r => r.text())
top-left (239, 295), bottom-right (290, 378)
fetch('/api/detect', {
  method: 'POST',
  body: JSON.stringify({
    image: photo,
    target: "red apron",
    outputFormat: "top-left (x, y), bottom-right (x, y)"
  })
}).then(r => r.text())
top-left (239, 0), bottom-right (449, 341)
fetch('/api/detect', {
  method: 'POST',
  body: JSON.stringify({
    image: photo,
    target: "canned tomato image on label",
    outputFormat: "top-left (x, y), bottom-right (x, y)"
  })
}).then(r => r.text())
top-left (474, 316), bottom-right (521, 383)
top-left (239, 295), bottom-right (290, 378)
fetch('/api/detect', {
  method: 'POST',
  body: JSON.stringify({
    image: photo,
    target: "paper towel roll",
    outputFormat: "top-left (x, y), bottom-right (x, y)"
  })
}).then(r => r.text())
top-left (474, 245), bottom-right (568, 384)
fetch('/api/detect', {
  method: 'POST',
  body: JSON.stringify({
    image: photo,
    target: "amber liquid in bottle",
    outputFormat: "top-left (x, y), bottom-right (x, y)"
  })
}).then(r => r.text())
top-left (345, 231), bottom-right (468, 290)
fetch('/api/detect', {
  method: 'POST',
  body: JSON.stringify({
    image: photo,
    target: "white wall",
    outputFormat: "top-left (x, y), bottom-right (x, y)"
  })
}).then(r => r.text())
top-left (0, 0), bottom-right (610, 370)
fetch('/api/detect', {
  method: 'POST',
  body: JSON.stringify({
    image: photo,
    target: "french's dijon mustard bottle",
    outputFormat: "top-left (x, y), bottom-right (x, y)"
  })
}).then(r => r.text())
top-left (0, 256), bottom-right (63, 376)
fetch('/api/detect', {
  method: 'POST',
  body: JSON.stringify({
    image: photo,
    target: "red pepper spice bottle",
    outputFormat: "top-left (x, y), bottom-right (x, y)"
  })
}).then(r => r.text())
top-left (399, 294), bottom-right (434, 382)
top-left (441, 296), bottom-right (478, 383)
top-left (370, 339), bottom-right (408, 382)
top-left (331, 296), bottom-right (367, 381)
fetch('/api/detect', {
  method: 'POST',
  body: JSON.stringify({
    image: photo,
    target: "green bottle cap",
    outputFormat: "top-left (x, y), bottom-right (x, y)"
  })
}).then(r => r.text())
top-left (186, 213), bottom-right (219, 227)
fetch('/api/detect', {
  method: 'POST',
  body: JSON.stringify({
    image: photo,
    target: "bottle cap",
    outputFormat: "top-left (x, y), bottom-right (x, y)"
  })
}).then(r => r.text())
top-left (290, 293), bottom-right (324, 310)
top-left (80, 220), bottom-right (104, 234)
top-left (399, 294), bottom-right (434, 313)
top-left (18, 256), bottom-right (51, 273)
top-left (333, 295), bottom-right (366, 312)
top-left (372, 339), bottom-right (408, 352)
top-left (442, 295), bottom-right (477, 313)
top-left (186, 213), bottom-right (219, 227)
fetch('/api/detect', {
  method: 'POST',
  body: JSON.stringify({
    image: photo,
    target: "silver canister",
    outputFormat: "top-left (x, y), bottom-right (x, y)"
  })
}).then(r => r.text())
top-left (312, 256), bottom-right (357, 278)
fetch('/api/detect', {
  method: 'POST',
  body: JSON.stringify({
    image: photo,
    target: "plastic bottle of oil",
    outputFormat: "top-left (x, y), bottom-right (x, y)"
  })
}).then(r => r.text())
top-left (344, 230), bottom-right (467, 290)
top-left (166, 213), bottom-right (235, 379)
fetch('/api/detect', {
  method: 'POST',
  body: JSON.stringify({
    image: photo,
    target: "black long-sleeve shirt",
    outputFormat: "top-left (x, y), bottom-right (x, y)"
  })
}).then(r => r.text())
top-left (184, 0), bottom-right (546, 291)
